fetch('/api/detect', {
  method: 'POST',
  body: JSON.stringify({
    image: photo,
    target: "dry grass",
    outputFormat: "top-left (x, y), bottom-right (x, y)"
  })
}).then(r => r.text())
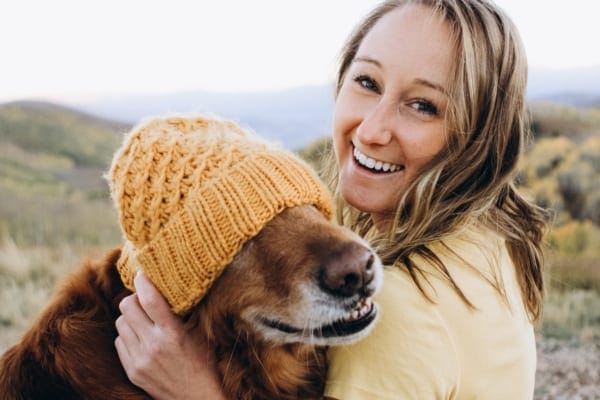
top-left (0, 240), bottom-right (107, 353)
top-left (540, 288), bottom-right (600, 342)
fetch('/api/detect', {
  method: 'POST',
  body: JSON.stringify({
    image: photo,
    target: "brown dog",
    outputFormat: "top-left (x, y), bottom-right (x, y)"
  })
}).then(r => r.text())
top-left (0, 205), bottom-right (383, 399)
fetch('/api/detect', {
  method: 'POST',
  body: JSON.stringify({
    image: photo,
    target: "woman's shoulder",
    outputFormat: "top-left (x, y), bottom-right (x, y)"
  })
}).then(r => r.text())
top-left (413, 221), bottom-right (510, 291)
top-left (433, 221), bottom-right (506, 266)
top-left (374, 267), bottom-right (459, 349)
top-left (325, 267), bottom-right (460, 399)
top-left (325, 223), bottom-right (535, 400)
top-left (410, 221), bottom-right (529, 319)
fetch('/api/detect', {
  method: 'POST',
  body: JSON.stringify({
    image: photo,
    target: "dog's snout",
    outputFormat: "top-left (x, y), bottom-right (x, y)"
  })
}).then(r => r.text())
top-left (321, 242), bottom-right (376, 297)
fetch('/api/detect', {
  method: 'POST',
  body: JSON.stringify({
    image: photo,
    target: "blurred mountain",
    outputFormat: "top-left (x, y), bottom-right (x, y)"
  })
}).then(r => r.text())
top-left (532, 92), bottom-right (600, 109)
top-left (527, 66), bottom-right (600, 107)
top-left (71, 85), bottom-right (335, 150)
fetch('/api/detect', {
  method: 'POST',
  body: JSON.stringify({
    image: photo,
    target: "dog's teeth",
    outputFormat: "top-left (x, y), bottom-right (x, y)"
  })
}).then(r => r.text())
top-left (340, 298), bottom-right (374, 322)
top-left (358, 305), bottom-right (367, 318)
top-left (335, 298), bottom-right (372, 324)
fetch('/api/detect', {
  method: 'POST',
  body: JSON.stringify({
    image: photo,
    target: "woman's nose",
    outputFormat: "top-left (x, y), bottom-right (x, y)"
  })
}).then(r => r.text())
top-left (356, 100), bottom-right (396, 145)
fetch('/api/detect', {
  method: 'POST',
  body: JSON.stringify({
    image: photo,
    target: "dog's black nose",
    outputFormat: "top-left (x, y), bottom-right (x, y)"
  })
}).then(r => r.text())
top-left (320, 242), bottom-right (375, 297)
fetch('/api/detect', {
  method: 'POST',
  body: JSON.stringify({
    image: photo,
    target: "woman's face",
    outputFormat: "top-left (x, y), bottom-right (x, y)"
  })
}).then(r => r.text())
top-left (333, 4), bottom-right (455, 224)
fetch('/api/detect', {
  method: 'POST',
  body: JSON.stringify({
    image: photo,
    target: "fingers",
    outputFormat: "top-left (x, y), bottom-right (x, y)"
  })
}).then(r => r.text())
top-left (133, 270), bottom-right (180, 329)
top-left (114, 335), bottom-right (133, 375)
top-left (115, 295), bottom-right (149, 370)
top-left (115, 313), bottom-right (143, 381)
top-left (114, 271), bottom-right (224, 399)
top-left (115, 314), bottom-right (140, 346)
top-left (119, 292), bottom-right (154, 336)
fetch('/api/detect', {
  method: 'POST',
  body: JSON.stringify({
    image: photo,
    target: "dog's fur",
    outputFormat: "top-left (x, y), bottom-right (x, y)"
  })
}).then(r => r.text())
top-left (0, 205), bottom-right (382, 399)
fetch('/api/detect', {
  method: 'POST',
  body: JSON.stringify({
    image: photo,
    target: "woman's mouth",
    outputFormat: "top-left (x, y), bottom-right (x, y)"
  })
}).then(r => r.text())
top-left (353, 147), bottom-right (404, 173)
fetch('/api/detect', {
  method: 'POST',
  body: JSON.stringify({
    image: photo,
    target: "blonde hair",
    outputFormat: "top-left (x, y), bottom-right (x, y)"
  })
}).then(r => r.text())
top-left (327, 0), bottom-right (549, 320)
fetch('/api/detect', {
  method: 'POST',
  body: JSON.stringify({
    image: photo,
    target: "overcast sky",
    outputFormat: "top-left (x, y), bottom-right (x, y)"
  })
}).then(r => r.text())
top-left (1, 0), bottom-right (598, 103)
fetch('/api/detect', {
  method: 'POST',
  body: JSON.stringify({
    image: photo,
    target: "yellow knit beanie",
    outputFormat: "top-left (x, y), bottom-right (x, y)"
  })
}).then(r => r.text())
top-left (109, 115), bottom-right (333, 315)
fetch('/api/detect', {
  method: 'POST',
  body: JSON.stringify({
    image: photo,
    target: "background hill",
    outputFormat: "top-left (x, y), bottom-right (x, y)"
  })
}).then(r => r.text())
top-left (0, 101), bottom-right (128, 246)
top-left (70, 85), bottom-right (335, 150)
top-left (527, 66), bottom-right (600, 107)
top-left (0, 101), bottom-right (127, 167)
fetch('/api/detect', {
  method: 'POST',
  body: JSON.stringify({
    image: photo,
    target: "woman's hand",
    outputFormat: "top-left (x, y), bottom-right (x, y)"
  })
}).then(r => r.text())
top-left (115, 270), bottom-right (226, 400)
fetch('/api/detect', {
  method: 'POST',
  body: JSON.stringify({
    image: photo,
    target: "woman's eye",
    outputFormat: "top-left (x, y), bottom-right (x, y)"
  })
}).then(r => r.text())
top-left (353, 75), bottom-right (379, 93)
top-left (411, 99), bottom-right (438, 116)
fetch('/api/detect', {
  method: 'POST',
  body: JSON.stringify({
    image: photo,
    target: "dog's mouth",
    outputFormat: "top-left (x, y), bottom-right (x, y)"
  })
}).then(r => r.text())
top-left (259, 297), bottom-right (377, 339)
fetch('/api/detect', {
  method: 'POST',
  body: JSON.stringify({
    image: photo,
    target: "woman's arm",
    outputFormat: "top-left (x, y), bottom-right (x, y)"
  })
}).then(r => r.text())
top-left (115, 271), bottom-right (227, 400)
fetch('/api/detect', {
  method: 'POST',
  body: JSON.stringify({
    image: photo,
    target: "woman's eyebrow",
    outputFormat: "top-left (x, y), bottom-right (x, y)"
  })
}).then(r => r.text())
top-left (413, 78), bottom-right (448, 95)
top-left (353, 56), bottom-right (381, 67)
top-left (353, 56), bottom-right (448, 95)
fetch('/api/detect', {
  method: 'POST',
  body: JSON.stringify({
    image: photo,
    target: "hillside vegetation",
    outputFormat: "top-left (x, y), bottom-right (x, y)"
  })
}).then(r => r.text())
top-left (0, 101), bottom-right (128, 246)
top-left (0, 101), bottom-right (128, 167)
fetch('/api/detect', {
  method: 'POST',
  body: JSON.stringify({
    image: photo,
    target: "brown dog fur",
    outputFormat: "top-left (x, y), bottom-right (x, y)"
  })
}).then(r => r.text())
top-left (0, 205), bottom-right (381, 400)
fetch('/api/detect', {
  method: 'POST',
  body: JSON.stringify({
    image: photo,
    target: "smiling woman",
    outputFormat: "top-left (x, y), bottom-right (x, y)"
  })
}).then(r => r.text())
top-left (332, 5), bottom-right (452, 224)
top-left (322, 2), bottom-right (548, 398)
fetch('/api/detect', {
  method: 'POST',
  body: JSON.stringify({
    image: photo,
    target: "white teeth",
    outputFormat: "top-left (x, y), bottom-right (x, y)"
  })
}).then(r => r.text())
top-left (353, 147), bottom-right (402, 173)
top-left (343, 298), bottom-right (373, 322)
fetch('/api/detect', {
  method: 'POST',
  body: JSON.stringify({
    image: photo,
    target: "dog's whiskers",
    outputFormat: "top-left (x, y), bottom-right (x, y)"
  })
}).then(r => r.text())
top-left (249, 342), bottom-right (278, 391)
top-left (222, 331), bottom-right (242, 382)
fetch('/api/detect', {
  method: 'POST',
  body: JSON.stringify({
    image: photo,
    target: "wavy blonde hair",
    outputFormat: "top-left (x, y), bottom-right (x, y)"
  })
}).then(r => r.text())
top-left (325, 0), bottom-right (549, 320)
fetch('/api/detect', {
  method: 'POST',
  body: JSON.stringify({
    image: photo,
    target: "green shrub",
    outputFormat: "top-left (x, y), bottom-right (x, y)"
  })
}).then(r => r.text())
top-left (540, 289), bottom-right (600, 341)
top-left (520, 135), bottom-right (599, 224)
top-left (580, 136), bottom-right (600, 172)
top-left (546, 254), bottom-right (600, 292)
top-left (547, 220), bottom-right (600, 258)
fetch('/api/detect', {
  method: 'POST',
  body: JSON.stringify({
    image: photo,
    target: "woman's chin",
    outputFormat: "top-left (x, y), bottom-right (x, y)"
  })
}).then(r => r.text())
top-left (340, 184), bottom-right (391, 216)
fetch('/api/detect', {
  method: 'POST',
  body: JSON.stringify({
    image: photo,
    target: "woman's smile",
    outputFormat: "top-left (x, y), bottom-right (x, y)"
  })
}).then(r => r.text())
top-left (352, 145), bottom-right (404, 174)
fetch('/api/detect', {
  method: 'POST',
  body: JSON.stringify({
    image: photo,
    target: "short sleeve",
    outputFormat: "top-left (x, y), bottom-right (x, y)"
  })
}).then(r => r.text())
top-left (324, 267), bottom-right (460, 400)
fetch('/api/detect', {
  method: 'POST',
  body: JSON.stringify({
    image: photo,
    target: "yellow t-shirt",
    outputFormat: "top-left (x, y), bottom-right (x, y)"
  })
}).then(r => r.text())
top-left (324, 224), bottom-right (536, 400)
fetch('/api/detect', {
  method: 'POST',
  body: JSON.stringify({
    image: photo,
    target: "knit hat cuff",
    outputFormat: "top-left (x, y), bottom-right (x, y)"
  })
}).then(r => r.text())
top-left (118, 151), bottom-right (333, 314)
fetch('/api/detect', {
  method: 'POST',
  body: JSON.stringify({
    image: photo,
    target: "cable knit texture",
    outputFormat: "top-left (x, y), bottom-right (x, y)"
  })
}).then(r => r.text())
top-left (108, 115), bottom-right (333, 314)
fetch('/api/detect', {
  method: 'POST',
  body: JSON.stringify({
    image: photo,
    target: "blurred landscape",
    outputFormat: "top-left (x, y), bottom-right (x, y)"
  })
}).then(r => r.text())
top-left (1, 71), bottom-right (599, 398)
